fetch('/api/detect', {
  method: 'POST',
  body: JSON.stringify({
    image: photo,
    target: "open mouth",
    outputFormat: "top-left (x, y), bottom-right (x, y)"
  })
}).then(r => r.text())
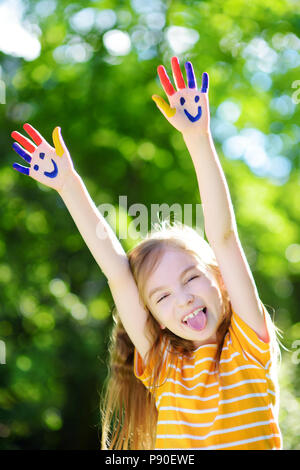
top-left (182, 306), bottom-right (207, 331)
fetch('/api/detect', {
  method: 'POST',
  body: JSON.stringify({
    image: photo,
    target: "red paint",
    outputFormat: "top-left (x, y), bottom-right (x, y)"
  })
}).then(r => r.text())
top-left (11, 131), bottom-right (35, 153)
top-left (171, 57), bottom-right (186, 89)
top-left (23, 123), bottom-right (42, 146)
top-left (157, 65), bottom-right (175, 96)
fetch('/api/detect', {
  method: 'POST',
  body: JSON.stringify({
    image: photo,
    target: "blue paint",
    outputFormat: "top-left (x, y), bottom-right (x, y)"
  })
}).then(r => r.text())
top-left (13, 163), bottom-right (30, 175)
top-left (195, 95), bottom-right (200, 103)
top-left (185, 62), bottom-right (196, 89)
top-left (12, 142), bottom-right (32, 163)
top-left (12, 145), bottom-right (58, 178)
top-left (180, 97), bottom-right (185, 106)
top-left (201, 73), bottom-right (208, 93)
top-left (34, 153), bottom-right (44, 170)
top-left (44, 159), bottom-right (58, 178)
top-left (184, 106), bottom-right (202, 122)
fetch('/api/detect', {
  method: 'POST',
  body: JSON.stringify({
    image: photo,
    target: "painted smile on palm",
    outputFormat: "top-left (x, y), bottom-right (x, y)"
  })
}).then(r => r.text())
top-left (180, 95), bottom-right (202, 122)
top-left (32, 152), bottom-right (59, 179)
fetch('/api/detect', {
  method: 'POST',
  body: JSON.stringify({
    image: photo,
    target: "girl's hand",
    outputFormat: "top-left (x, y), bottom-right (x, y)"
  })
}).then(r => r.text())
top-left (152, 57), bottom-right (210, 136)
top-left (11, 123), bottom-right (75, 193)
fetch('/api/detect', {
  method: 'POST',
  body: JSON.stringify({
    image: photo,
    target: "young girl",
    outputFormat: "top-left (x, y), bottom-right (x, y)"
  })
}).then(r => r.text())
top-left (11, 57), bottom-right (282, 450)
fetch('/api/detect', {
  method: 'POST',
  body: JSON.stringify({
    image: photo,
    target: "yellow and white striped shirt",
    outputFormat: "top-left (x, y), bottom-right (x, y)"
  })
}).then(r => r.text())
top-left (134, 307), bottom-right (282, 450)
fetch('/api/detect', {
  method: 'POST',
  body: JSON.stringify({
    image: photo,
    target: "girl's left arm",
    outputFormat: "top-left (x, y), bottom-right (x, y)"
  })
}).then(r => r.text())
top-left (153, 57), bottom-right (269, 341)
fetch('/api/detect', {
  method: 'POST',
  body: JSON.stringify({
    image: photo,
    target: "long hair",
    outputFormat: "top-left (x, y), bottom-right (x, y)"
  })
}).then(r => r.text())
top-left (100, 220), bottom-right (233, 450)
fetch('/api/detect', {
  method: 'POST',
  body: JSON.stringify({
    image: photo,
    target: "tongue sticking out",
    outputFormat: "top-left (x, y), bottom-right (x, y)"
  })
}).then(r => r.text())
top-left (186, 309), bottom-right (207, 331)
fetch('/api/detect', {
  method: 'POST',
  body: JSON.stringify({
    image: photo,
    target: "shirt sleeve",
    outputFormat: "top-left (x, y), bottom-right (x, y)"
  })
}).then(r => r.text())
top-left (229, 302), bottom-right (276, 368)
top-left (134, 335), bottom-right (171, 390)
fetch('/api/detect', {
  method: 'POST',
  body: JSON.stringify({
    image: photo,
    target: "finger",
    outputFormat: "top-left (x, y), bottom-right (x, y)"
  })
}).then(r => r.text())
top-left (12, 163), bottom-right (30, 176)
top-left (23, 123), bottom-right (43, 146)
top-left (52, 126), bottom-right (66, 157)
top-left (152, 95), bottom-right (176, 118)
top-left (157, 65), bottom-right (175, 96)
top-left (185, 62), bottom-right (197, 89)
top-left (11, 131), bottom-right (36, 153)
top-left (12, 142), bottom-right (32, 163)
top-left (201, 72), bottom-right (209, 93)
top-left (171, 57), bottom-right (186, 90)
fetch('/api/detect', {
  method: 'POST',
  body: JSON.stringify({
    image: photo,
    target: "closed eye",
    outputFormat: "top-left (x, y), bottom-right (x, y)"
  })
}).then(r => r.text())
top-left (187, 275), bottom-right (199, 282)
top-left (157, 294), bottom-right (169, 304)
top-left (157, 276), bottom-right (199, 303)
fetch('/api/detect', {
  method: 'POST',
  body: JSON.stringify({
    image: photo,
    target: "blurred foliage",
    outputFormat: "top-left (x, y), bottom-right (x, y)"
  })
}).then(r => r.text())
top-left (0, 0), bottom-right (300, 450)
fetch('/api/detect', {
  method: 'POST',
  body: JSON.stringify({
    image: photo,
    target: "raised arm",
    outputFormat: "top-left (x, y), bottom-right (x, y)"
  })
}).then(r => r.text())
top-left (11, 123), bottom-right (128, 279)
top-left (152, 57), bottom-right (269, 341)
top-left (11, 124), bottom-right (153, 359)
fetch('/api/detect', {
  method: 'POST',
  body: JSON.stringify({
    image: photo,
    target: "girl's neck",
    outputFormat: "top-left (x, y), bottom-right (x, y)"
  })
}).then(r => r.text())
top-left (193, 333), bottom-right (217, 350)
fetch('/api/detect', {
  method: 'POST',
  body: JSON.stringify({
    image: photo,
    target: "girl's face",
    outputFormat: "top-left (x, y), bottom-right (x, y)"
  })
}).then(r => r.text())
top-left (145, 248), bottom-right (223, 348)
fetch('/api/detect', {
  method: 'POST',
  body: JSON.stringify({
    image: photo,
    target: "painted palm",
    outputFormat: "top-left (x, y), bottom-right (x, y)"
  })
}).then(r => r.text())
top-left (152, 57), bottom-right (210, 135)
top-left (11, 124), bottom-right (74, 192)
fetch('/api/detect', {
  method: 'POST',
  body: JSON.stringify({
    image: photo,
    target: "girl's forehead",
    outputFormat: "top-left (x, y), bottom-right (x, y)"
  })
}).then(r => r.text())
top-left (158, 248), bottom-right (201, 267)
top-left (148, 248), bottom-right (206, 281)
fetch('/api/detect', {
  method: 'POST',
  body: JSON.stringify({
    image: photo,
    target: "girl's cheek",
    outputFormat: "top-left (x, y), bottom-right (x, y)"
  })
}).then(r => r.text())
top-left (191, 280), bottom-right (218, 303)
top-left (156, 296), bottom-right (172, 317)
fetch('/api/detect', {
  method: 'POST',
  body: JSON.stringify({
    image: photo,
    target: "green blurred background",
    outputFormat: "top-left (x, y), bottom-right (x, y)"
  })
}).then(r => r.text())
top-left (0, 0), bottom-right (299, 450)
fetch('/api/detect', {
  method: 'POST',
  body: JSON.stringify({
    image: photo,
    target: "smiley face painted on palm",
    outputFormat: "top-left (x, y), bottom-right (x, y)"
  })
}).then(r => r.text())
top-left (180, 94), bottom-right (202, 122)
top-left (11, 124), bottom-right (63, 180)
top-left (32, 152), bottom-right (58, 179)
top-left (154, 57), bottom-right (209, 133)
top-left (11, 123), bottom-right (74, 192)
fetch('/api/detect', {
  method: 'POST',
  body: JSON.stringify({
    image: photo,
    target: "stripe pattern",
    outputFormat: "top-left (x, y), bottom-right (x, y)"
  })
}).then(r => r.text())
top-left (134, 308), bottom-right (282, 450)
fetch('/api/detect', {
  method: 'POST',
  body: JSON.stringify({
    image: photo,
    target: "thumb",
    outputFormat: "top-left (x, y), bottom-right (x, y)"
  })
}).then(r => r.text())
top-left (52, 126), bottom-right (67, 157)
top-left (152, 95), bottom-right (176, 118)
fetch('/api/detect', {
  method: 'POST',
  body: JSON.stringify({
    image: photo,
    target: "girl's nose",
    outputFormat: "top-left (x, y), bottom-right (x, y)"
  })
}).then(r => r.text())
top-left (177, 291), bottom-right (194, 307)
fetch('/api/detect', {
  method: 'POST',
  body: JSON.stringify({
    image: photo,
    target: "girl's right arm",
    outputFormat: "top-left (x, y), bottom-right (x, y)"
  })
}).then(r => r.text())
top-left (60, 172), bottom-right (153, 360)
top-left (11, 123), bottom-right (152, 361)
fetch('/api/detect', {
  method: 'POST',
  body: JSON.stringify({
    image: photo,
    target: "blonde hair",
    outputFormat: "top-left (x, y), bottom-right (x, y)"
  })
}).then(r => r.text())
top-left (100, 220), bottom-right (233, 450)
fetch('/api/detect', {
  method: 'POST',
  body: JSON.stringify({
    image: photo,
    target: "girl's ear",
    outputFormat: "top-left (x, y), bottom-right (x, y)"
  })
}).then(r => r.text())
top-left (160, 324), bottom-right (165, 330)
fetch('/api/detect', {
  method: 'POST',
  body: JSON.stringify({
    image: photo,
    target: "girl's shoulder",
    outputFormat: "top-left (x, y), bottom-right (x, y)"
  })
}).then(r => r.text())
top-left (225, 305), bottom-right (278, 369)
top-left (133, 334), bottom-right (172, 386)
